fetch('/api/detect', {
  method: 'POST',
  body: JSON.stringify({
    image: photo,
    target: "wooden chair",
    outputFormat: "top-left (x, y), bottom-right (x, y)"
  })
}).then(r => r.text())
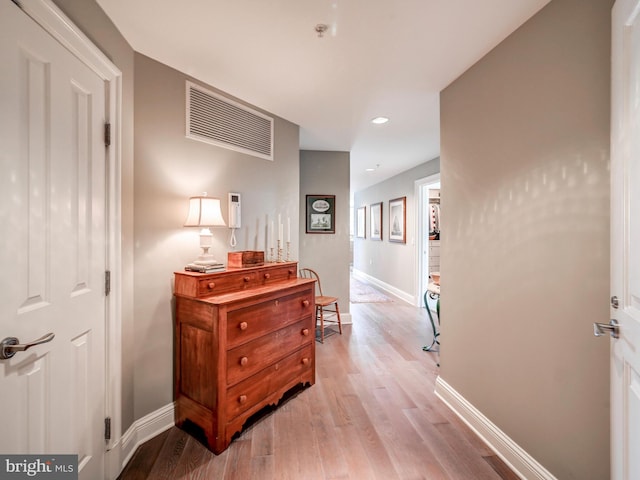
top-left (299, 268), bottom-right (342, 343)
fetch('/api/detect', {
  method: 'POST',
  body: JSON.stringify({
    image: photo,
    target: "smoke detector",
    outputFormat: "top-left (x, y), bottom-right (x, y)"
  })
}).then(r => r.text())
top-left (315, 24), bottom-right (329, 38)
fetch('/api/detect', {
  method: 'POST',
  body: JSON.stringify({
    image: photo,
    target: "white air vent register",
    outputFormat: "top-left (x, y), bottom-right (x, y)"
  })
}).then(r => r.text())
top-left (186, 81), bottom-right (273, 161)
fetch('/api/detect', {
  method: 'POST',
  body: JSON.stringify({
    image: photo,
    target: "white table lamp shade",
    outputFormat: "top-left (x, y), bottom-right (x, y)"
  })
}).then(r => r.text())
top-left (184, 196), bottom-right (226, 227)
top-left (184, 195), bottom-right (226, 266)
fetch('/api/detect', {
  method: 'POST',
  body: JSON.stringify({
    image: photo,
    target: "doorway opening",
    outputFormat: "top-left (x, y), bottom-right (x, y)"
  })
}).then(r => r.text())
top-left (415, 174), bottom-right (440, 307)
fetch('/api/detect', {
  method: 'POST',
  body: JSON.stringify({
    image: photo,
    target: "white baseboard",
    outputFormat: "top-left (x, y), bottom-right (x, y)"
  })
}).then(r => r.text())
top-left (351, 268), bottom-right (415, 305)
top-left (434, 377), bottom-right (557, 480)
top-left (118, 403), bottom-right (175, 473)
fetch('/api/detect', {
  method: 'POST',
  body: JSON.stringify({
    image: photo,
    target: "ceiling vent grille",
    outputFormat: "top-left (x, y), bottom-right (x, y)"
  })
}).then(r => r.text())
top-left (186, 81), bottom-right (273, 161)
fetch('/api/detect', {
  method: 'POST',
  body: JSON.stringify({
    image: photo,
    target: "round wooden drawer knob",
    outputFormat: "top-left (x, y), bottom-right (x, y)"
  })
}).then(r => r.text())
top-left (264, 273), bottom-right (271, 279)
top-left (302, 358), bottom-right (310, 366)
top-left (238, 395), bottom-right (247, 404)
top-left (207, 282), bottom-right (215, 289)
top-left (302, 300), bottom-right (310, 307)
top-left (243, 276), bottom-right (250, 282)
top-left (240, 356), bottom-right (248, 366)
top-left (239, 322), bottom-right (248, 331)
top-left (288, 269), bottom-right (294, 275)
top-left (301, 328), bottom-right (309, 336)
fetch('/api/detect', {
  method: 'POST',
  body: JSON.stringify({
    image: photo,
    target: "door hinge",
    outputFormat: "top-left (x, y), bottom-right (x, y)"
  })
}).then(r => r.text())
top-left (105, 270), bottom-right (111, 296)
top-left (104, 123), bottom-right (111, 147)
top-left (104, 417), bottom-right (111, 441)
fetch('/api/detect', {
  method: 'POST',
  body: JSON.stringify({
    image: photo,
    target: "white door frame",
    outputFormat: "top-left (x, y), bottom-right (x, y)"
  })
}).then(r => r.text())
top-left (17, 1), bottom-right (123, 478)
top-left (415, 173), bottom-right (440, 307)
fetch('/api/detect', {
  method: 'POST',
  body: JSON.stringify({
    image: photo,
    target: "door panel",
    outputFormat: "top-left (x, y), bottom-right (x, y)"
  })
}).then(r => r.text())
top-left (0, 2), bottom-right (107, 478)
top-left (611, 0), bottom-right (640, 478)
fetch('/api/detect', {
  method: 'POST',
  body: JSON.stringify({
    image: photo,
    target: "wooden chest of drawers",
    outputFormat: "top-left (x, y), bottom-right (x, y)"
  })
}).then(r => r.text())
top-left (173, 262), bottom-right (316, 453)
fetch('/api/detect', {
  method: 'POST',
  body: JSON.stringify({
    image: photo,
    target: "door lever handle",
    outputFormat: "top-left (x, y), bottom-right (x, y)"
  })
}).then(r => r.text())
top-left (0, 332), bottom-right (55, 360)
top-left (593, 319), bottom-right (619, 339)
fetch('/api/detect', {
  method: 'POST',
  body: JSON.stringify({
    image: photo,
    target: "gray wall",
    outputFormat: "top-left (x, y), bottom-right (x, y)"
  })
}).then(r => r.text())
top-left (299, 151), bottom-right (351, 317)
top-left (353, 158), bottom-right (440, 301)
top-left (439, 0), bottom-right (611, 478)
top-left (134, 53), bottom-right (301, 418)
top-left (51, 0), bottom-right (137, 432)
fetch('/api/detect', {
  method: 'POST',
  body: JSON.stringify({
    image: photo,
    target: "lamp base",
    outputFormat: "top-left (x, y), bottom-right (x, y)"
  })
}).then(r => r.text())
top-left (192, 254), bottom-right (223, 267)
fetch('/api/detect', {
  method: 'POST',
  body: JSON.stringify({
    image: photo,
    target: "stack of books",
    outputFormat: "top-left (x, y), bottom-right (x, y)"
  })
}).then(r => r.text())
top-left (185, 263), bottom-right (225, 273)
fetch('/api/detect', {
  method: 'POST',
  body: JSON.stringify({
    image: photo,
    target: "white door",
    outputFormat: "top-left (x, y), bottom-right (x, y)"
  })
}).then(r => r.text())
top-left (611, 0), bottom-right (640, 478)
top-left (0, 2), bottom-right (107, 479)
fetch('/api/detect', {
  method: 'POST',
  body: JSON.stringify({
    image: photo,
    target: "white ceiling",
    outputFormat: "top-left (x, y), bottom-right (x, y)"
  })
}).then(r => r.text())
top-left (95, 0), bottom-right (551, 192)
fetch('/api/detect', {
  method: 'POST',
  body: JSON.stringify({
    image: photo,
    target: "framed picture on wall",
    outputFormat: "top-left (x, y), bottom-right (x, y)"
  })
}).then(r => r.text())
top-left (306, 195), bottom-right (335, 234)
top-left (356, 206), bottom-right (366, 238)
top-left (389, 196), bottom-right (406, 243)
top-left (370, 202), bottom-right (382, 240)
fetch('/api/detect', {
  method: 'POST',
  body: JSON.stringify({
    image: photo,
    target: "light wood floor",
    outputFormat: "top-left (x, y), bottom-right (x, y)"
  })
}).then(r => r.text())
top-left (118, 299), bottom-right (519, 480)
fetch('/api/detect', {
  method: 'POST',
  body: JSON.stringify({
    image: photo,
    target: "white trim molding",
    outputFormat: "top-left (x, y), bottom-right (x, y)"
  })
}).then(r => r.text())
top-left (118, 403), bottom-right (176, 473)
top-left (414, 173), bottom-right (440, 308)
top-left (434, 377), bottom-right (558, 480)
top-left (17, 0), bottom-right (122, 78)
top-left (352, 268), bottom-right (415, 305)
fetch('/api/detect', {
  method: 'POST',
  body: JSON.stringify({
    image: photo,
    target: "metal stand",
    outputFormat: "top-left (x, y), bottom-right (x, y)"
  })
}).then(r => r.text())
top-left (422, 284), bottom-right (440, 366)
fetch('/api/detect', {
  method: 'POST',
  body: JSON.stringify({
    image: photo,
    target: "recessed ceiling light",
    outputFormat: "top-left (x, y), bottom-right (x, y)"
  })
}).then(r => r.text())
top-left (365, 168), bottom-right (376, 172)
top-left (371, 116), bottom-right (389, 124)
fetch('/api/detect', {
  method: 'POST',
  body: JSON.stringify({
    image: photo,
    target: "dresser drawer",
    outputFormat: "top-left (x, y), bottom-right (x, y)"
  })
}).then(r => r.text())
top-left (227, 320), bottom-right (312, 386)
top-left (256, 265), bottom-right (297, 285)
top-left (226, 289), bottom-right (313, 348)
top-left (198, 271), bottom-right (257, 296)
top-left (226, 344), bottom-right (313, 420)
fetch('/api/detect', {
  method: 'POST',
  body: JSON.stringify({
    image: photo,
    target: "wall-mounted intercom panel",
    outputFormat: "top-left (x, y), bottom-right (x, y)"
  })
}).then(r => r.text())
top-left (228, 192), bottom-right (241, 228)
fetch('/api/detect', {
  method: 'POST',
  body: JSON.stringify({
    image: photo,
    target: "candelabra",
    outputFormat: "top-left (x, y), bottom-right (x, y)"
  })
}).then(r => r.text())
top-left (286, 241), bottom-right (291, 262)
top-left (277, 240), bottom-right (283, 263)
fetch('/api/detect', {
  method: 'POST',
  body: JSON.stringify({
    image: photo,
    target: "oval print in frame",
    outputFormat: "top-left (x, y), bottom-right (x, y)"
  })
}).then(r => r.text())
top-left (306, 195), bottom-right (336, 234)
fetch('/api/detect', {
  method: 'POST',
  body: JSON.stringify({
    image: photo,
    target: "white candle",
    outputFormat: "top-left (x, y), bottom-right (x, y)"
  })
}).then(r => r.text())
top-left (278, 214), bottom-right (282, 242)
top-left (270, 221), bottom-right (274, 249)
top-left (287, 217), bottom-right (291, 242)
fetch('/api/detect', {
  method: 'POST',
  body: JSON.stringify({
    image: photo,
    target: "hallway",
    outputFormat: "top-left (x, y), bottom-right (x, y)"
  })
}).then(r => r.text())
top-left (118, 300), bottom-right (518, 479)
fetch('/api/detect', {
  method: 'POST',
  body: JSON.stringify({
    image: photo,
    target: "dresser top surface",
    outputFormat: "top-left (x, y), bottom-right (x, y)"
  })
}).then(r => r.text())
top-left (175, 261), bottom-right (298, 279)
